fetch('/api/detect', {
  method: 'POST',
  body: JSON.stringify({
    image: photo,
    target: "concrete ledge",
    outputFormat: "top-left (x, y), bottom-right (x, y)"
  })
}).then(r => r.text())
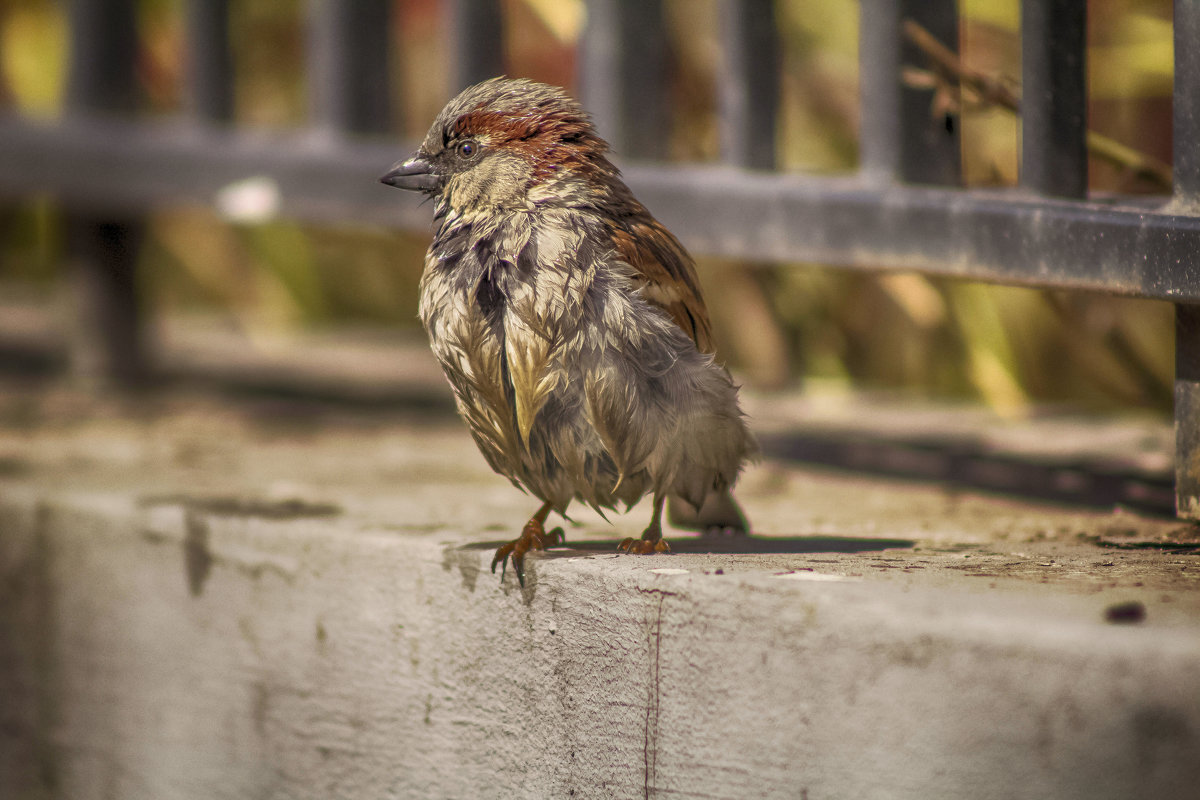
top-left (1, 385), bottom-right (1198, 799)
top-left (2, 485), bottom-right (1199, 800)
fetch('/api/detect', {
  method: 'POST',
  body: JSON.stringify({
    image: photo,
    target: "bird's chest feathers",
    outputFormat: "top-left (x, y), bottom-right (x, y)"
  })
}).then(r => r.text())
top-left (422, 215), bottom-right (596, 445)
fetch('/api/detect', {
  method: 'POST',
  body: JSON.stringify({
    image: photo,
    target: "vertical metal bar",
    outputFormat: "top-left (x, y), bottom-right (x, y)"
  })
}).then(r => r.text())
top-left (66, 0), bottom-right (140, 114)
top-left (1174, 2), bottom-right (1200, 517)
top-left (185, 0), bottom-right (234, 123)
top-left (860, 0), bottom-right (960, 184)
top-left (719, 0), bottom-right (780, 169)
top-left (1020, 0), bottom-right (1087, 197)
top-left (307, 0), bottom-right (393, 135)
top-left (65, 222), bottom-right (148, 385)
top-left (65, 0), bottom-right (150, 386)
top-left (578, 0), bottom-right (669, 160)
top-left (899, 0), bottom-right (960, 185)
top-left (447, 0), bottom-right (505, 92)
top-left (716, 1), bottom-right (790, 387)
top-left (1174, 0), bottom-right (1200, 204)
top-left (1175, 304), bottom-right (1200, 517)
top-left (858, 0), bottom-right (903, 181)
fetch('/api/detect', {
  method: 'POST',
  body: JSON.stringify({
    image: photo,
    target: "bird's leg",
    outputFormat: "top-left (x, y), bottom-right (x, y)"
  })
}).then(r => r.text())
top-left (491, 500), bottom-right (564, 587)
top-left (668, 490), bottom-right (749, 536)
top-left (618, 494), bottom-right (671, 554)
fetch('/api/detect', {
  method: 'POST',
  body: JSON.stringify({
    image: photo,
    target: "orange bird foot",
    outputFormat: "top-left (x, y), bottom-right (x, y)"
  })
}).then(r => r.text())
top-left (617, 537), bottom-right (672, 555)
top-left (491, 517), bottom-right (564, 587)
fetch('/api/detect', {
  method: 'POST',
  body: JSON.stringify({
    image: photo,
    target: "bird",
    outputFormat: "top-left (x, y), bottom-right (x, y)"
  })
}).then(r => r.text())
top-left (380, 77), bottom-right (756, 586)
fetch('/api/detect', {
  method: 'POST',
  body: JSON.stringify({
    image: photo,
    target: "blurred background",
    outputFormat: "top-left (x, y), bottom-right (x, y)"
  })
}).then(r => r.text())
top-left (0, 0), bottom-right (1177, 415)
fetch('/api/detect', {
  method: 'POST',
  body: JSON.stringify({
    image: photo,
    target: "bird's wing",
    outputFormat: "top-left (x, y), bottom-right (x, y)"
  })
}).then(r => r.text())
top-left (611, 211), bottom-right (715, 354)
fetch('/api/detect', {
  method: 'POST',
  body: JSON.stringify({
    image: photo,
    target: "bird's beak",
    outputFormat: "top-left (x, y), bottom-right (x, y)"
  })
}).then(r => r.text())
top-left (379, 154), bottom-right (441, 192)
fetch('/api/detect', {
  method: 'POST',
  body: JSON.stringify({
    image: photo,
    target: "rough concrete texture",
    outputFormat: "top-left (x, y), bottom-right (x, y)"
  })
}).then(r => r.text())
top-left (1, 381), bottom-right (1199, 800)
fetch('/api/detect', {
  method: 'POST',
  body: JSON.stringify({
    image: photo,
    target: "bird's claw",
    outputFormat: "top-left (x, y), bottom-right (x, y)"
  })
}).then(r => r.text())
top-left (491, 519), bottom-right (564, 587)
top-left (617, 536), bottom-right (671, 555)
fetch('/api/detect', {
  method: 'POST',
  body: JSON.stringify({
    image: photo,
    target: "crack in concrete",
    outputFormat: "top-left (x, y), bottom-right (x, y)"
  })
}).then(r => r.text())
top-left (639, 588), bottom-right (676, 799)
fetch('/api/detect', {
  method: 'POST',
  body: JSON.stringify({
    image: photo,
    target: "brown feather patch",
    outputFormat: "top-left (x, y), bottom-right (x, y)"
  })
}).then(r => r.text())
top-left (450, 103), bottom-right (609, 187)
top-left (611, 220), bottom-right (714, 354)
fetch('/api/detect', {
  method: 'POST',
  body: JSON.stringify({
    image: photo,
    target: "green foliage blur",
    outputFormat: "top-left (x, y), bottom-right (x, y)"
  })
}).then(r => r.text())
top-left (0, 0), bottom-right (1177, 414)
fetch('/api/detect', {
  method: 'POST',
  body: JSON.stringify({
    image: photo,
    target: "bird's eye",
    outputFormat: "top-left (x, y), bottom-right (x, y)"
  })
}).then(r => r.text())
top-left (456, 139), bottom-right (480, 160)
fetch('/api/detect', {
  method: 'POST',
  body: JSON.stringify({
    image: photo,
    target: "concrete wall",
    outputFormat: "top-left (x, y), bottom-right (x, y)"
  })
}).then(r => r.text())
top-left (3, 484), bottom-right (1199, 800)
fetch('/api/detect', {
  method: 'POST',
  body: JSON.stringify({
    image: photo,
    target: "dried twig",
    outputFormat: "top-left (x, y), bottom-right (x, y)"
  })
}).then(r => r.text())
top-left (902, 19), bottom-right (1173, 191)
top-left (904, 21), bottom-right (1020, 110)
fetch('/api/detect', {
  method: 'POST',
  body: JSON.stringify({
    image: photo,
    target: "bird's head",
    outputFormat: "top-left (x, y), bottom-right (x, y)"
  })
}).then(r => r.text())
top-left (380, 77), bottom-right (613, 213)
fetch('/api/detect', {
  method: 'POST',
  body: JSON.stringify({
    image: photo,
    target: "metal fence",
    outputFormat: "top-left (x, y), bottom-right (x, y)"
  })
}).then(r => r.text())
top-left (0, 0), bottom-right (1198, 515)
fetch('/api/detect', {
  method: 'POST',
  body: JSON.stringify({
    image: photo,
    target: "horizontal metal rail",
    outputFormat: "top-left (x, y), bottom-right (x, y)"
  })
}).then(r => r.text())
top-left (1, 114), bottom-right (1197, 303)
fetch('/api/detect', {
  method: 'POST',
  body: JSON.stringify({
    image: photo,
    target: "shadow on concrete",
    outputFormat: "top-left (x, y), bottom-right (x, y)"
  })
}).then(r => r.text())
top-left (760, 430), bottom-right (1174, 517)
top-left (461, 534), bottom-right (915, 557)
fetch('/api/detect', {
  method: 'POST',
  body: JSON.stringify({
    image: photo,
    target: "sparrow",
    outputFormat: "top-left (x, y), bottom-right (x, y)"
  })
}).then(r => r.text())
top-left (381, 77), bottom-right (756, 586)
